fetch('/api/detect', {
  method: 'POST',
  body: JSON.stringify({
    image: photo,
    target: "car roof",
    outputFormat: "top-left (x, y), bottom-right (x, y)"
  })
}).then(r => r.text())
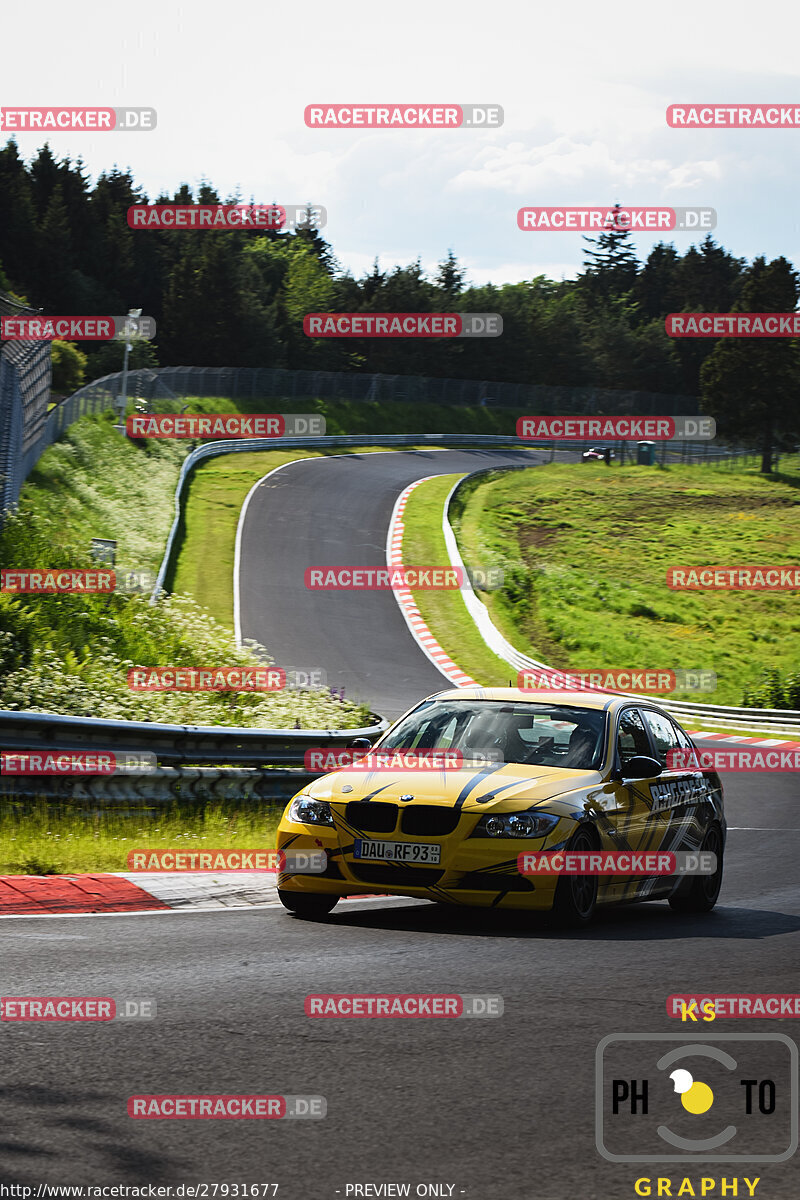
top-left (425, 687), bottom-right (668, 714)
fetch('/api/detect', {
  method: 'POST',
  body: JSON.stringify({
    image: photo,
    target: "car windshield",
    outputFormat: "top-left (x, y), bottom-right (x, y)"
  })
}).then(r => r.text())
top-left (376, 699), bottom-right (607, 771)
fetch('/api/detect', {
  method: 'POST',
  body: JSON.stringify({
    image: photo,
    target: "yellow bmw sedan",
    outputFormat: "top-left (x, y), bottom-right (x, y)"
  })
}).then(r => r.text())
top-left (276, 688), bottom-right (725, 925)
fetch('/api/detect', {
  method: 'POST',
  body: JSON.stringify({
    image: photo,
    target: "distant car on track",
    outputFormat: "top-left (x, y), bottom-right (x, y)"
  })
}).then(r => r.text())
top-left (582, 446), bottom-right (614, 462)
top-left (276, 688), bottom-right (725, 925)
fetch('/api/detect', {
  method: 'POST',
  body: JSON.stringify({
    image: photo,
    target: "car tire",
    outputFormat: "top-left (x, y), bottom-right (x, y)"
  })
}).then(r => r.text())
top-left (668, 824), bottom-right (724, 914)
top-left (551, 826), bottom-right (599, 927)
top-left (277, 889), bottom-right (339, 919)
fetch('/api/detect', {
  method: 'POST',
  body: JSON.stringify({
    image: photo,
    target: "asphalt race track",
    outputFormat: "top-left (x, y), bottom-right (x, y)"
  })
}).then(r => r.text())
top-left (236, 447), bottom-right (544, 718)
top-left (1, 771), bottom-right (799, 1196)
top-left (3, 448), bottom-right (799, 1197)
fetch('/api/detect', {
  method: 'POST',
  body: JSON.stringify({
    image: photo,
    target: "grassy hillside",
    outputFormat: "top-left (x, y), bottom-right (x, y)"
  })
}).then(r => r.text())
top-left (451, 460), bottom-right (800, 706)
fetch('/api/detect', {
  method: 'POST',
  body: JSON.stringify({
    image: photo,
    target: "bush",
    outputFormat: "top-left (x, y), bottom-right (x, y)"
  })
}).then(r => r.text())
top-left (50, 340), bottom-right (87, 394)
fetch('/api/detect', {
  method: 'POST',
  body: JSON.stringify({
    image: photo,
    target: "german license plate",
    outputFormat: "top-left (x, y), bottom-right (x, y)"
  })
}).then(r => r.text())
top-left (353, 839), bottom-right (441, 865)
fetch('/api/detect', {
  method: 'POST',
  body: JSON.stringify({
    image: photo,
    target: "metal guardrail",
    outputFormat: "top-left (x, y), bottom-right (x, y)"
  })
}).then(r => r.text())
top-left (0, 709), bottom-right (387, 765)
top-left (0, 710), bottom-right (389, 803)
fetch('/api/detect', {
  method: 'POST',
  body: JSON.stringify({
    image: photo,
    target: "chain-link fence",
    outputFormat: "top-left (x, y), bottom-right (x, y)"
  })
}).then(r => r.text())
top-left (103, 365), bottom-right (699, 414)
top-left (6, 362), bottom-right (703, 514)
top-left (0, 291), bottom-right (52, 514)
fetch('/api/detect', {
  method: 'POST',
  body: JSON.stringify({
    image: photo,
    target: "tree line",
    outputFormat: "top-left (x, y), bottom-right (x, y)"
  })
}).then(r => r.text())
top-left (0, 141), bottom-right (798, 467)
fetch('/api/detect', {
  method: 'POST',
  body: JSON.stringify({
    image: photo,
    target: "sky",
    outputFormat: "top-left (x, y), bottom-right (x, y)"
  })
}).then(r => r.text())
top-left (3, 0), bottom-right (799, 289)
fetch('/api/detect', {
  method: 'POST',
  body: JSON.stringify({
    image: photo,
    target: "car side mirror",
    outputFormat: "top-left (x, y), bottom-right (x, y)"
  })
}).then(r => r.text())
top-left (348, 737), bottom-right (372, 750)
top-left (621, 755), bottom-right (663, 780)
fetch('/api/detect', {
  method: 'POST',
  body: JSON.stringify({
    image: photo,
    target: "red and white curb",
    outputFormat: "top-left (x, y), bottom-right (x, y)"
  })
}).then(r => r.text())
top-left (387, 477), bottom-right (477, 689)
top-left (0, 872), bottom-right (390, 917)
top-left (688, 732), bottom-right (800, 748)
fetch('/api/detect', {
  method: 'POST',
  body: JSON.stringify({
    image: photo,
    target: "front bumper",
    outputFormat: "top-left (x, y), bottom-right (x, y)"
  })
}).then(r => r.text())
top-left (275, 819), bottom-right (569, 911)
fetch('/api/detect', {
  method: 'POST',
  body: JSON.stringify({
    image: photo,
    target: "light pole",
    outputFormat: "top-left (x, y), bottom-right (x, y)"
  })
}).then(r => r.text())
top-left (115, 307), bottom-right (142, 425)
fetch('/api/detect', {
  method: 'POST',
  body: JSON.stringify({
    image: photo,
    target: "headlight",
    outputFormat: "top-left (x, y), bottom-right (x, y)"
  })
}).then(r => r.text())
top-left (288, 795), bottom-right (335, 826)
top-left (472, 811), bottom-right (559, 838)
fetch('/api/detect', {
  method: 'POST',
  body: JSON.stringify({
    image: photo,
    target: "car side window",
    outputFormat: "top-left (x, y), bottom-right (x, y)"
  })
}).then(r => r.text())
top-left (616, 709), bottom-right (651, 765)
top-left (642, 709), bottom-right (681, 767)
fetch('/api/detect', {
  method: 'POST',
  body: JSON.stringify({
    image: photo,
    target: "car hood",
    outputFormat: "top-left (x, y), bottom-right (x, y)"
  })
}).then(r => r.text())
top-left (306, 763), bottom-right (603, 812)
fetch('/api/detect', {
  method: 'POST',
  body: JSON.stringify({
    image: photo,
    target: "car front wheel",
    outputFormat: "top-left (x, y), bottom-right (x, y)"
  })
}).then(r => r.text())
top-left (278, 889), bottom-right (339, 919)
top-left (551, 826), bottom-right (599, 927)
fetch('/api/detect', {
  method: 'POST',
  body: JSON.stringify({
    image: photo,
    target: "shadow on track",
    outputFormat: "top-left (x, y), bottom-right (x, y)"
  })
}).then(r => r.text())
top-left (302, 899), bottom-right (800, 942)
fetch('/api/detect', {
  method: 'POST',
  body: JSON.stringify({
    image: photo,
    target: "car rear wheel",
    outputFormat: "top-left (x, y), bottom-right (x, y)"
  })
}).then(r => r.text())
top-left (278, 890), bottom-right (339, 919)
top-left (668, 824), bottom-right (723, 913)
top-left (551, 826), bottom-right (599, 927)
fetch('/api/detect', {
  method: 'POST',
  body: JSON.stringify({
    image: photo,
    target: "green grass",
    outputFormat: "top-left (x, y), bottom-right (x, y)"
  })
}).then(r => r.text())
top-left (173, 445), bottom-right (402, 630)
top-left (0, 409), bottom-right (370, 728)
top-left (173, 449), bottom-right (325, 629)
top-left (0, 802), bottom-right (284, 875)
top-left (452, 460), bottom-right (800, 706)
top-left (400, 474), bottom-right (514, 685)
